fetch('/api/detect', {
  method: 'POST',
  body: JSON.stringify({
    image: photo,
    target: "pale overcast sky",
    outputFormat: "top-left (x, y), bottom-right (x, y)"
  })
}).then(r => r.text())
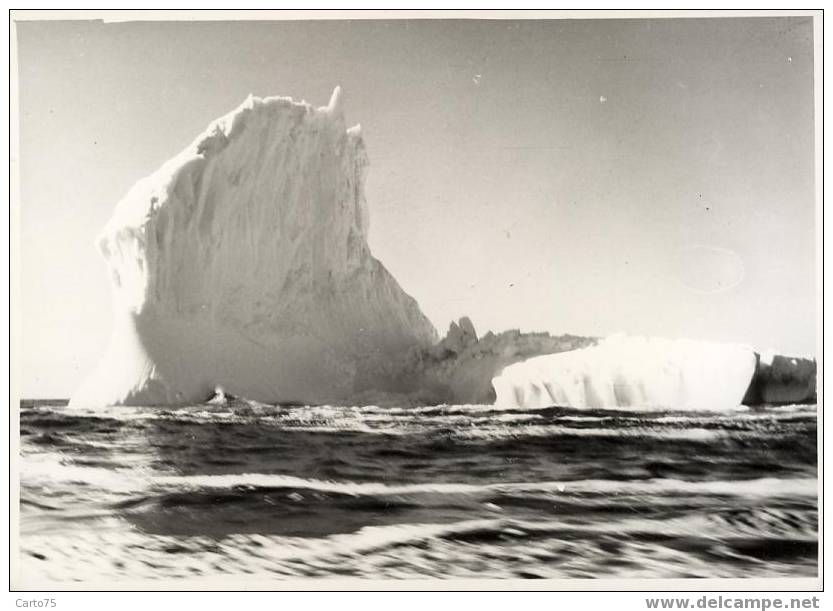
top-left (17, 17), bottom-right (817, 397)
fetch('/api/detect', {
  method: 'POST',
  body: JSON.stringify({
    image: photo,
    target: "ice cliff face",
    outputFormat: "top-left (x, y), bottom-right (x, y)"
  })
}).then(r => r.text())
top-left (70, 88), bottom-right (437, 407)
top-left (743, 350), bottom-right (817, 405)
top-left (492, 335), bottom-right (760, 411)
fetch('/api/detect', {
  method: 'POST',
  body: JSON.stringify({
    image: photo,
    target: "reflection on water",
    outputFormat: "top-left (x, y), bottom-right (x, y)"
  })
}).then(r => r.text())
top-left (19, 399), bottom-right (818, 583)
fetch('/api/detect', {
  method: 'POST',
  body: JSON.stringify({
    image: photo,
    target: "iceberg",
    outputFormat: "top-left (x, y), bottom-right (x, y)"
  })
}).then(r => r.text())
top-left (402, 319), bottom-right (597, 405)
top-left (491, 335), bottom-right (759, 410)
top-left (342, 317), bottom-right (598, 407)
top-left (743, 350), bottom-right (817, 405)
top-left (68, 86), bottom-right (816, 411)
top-left (70, 88), bottom-right (437, 408)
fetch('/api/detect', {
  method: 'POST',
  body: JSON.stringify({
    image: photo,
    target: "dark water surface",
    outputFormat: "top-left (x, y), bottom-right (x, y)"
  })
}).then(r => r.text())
top-left (19, 399), bottom-right (818, 583)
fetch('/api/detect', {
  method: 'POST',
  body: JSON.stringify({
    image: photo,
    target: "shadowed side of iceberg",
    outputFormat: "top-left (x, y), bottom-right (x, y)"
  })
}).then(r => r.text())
top-left (743, 351), bottom-right (817, 405)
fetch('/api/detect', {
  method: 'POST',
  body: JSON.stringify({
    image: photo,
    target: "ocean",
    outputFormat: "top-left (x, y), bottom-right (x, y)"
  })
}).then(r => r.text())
top-left (18, 399), bottom-right (818, 584)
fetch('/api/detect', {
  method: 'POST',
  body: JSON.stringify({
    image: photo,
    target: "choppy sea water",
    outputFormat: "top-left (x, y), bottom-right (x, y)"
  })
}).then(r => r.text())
top-left (19, 399), bottom-right (818, 584)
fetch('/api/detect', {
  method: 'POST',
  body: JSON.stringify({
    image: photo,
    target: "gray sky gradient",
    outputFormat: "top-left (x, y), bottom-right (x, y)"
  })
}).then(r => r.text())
top-left (17, 17), bottom-right (817, 397)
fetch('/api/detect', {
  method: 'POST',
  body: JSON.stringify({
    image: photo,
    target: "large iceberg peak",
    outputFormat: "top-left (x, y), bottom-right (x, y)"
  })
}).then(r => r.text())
top-left (71, 88), bottom-right (437, 408)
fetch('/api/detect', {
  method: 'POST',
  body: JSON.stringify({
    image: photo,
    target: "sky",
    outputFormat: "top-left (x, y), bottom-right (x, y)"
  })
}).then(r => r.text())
top-left (16, 16), bottom-right (818, 398)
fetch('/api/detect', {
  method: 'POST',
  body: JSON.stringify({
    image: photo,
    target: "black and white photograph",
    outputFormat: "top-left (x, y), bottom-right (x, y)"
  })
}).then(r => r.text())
top-left (10, 9), bottom-right (822, 591)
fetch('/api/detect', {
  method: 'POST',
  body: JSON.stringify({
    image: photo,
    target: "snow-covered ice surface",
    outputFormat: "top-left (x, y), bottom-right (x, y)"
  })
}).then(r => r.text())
top-left (70, 88), bottom-right (437, 408)
top-left (492, 335), bottom-right (759, 411)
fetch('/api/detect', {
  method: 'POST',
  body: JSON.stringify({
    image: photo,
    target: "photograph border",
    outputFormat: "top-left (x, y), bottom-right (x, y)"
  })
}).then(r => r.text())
top-left (7, 7), bottom-right (824, 593)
